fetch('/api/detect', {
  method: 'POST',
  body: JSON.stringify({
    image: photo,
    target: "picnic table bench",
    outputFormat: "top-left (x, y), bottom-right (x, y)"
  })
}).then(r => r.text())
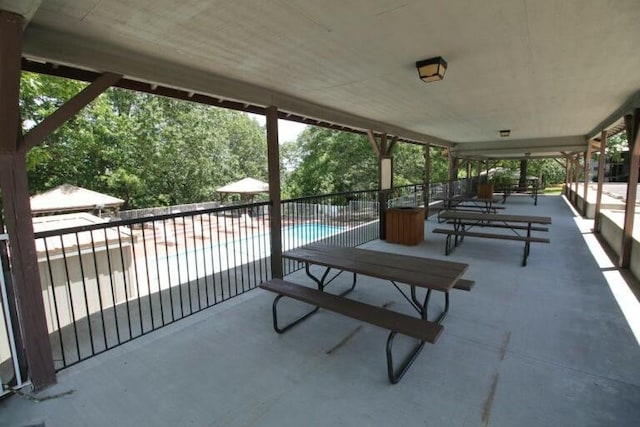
top-left (259, 244), bottom-right (473, 383)
top-left (497, 179), bottom-right (540, 205)
top-left (433, 210), bottom-right (551, 266)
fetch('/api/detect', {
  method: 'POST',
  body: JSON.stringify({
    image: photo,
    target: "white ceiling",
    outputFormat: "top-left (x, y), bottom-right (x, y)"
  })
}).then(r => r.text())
top-left (4, 0), bottom-right (640, 158)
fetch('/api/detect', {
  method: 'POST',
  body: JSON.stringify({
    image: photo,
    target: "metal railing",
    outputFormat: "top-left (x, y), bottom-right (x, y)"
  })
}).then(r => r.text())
top-left (30, 188), bottom-right (384, 370)
top-left (281, 189), bottom-right (380, 275)
top-left (34, 202), bottom-right (273, 370)
top-left (1, 233), bottom-right (26, 395)
top-left (2, 181), bottom-right (468, 373)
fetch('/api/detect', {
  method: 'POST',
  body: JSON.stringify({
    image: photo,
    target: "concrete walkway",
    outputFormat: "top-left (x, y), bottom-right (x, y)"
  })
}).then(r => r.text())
top-left (1, 195), bottom-right (639, 426)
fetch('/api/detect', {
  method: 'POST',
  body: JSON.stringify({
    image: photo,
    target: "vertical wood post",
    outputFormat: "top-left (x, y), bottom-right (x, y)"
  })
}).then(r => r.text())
top-left (572, 156), bottom-right (579, 206)
top-left (583, 143), bottom-right (592, 215)
top-left (564, 156), bottom-right (570, 197)
top-left (0, 10), bottom-right (57, 390)
top-left (423, 144), bottom-right (431, 217)
top-left (448, 155), bottom-right (457, 197)
top-left (594, 131), bottom-right (607, 232)
top-left (265, 106), bottom-right (282, 279)
top-left (378, 134), bottom-right (389, 240)
top-left (465, 160), bottom-right (472, 195)
top-left (620, 111), bottom-right (640, 268)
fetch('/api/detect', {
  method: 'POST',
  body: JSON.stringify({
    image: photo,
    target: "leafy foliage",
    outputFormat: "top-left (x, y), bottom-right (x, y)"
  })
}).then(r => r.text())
top-left (21, 73), bottom-right (267, 208)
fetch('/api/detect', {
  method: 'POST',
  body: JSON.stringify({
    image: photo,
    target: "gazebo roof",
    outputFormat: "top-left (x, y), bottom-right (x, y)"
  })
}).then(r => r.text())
top-left (216, 178), bottom-right (269, 195)
top-left (30, 184), bottom-right (124, 214)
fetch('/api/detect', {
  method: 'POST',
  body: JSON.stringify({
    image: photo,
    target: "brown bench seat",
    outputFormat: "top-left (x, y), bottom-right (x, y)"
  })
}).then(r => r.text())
top-left (260, 278), bottom-right (447, 383)
top-left (432, 228), bottom-right (550, 266)
top-left (260, 279), bottom-right (443, 343)
top-left (445, 221), bottom-right (549, 232)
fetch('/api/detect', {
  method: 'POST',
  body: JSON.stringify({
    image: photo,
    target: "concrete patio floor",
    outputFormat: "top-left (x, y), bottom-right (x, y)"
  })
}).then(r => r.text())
top-left (1, 195), bottom-right (639, 426)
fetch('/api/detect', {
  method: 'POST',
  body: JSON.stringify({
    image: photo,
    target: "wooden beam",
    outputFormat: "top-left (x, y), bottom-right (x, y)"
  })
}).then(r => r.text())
top-left (266, 106), bottom-right (283, 279)
top-left (22, 72), bottom-right (122, 151)
top-left (367, 130), bottom-right (381, 157)
top-left (620, 110), bottom-right (640, 268)
top-left (552, 158), bottom-right (565, 168)
top-left (387, 135), bottom-right (398, 155)
top-left (0, 10), bottom-right (56, 391)
top-left (594, 131), bottom-right (607, 232)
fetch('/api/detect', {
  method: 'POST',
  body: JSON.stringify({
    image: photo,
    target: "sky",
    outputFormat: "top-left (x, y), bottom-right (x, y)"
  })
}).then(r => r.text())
top-left (246, 113), bottom-right (307, 143)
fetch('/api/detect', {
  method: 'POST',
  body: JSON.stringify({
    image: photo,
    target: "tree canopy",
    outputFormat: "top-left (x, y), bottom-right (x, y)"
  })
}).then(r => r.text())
top-left (21, 73), bottom-right (267, 209)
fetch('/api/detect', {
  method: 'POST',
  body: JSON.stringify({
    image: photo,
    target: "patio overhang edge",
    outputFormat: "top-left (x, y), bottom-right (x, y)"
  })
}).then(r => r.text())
top-left (450, 136), bottom-right (587, 159)
top-left (587, 90), bottom-right (640, 141)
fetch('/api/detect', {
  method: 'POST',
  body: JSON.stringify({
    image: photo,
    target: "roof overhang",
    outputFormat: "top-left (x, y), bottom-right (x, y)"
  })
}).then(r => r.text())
top-left (4, 1), bottom-right (640, 158)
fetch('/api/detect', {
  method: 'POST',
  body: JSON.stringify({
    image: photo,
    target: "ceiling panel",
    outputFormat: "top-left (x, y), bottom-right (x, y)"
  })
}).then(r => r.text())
top-left (2, 0), bottom-right (640, 156)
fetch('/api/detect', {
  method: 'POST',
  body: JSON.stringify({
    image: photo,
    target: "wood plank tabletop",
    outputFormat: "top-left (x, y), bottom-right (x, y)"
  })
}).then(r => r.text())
top-left (283, 244), bottom-right (469, 292)
top-left (438, 210), bottom-right (552, 224)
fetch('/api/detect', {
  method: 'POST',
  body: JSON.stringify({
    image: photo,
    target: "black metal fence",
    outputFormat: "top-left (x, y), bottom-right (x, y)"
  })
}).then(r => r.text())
top-left (281, 189), bottom-right (380, 275)
top-left (2, 181), bottom-right (467, 372)
top-left (30, 188), bottom-right (384, 370)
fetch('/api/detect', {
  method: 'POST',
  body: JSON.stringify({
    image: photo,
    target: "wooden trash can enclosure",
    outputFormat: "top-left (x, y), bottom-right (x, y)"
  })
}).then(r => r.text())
top-left (477, 183), bottom-right (494, 199)
top-left (386, 207), bottom-right (425, 245)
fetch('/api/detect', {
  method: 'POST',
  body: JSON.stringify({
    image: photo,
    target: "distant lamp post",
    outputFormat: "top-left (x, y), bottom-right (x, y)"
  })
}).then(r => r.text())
top-left (416, 57), bottom-right (447, 83)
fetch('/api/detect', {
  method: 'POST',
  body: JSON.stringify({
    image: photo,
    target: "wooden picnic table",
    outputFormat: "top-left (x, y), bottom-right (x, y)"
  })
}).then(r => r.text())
top-left (438, 196), bottom-right (504, 222)
top-left (433, 210), bottom-right (551, 266)
top-left (260, 244), bottom-right (473, 383)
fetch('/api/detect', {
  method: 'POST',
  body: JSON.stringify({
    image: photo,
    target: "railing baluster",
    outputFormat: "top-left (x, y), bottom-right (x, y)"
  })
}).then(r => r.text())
top-left (74, 232), bottom-right (95, 355)
top-left (42, 238), bottom-right (66, 368)
top-left (115, 225), bottom-right (133, 340)
top-left (102, 228), bottom-right (121, 345)
top-left (59, 235), bottom-right (81, 362)
top-left (151, 220), bottom-right (165, 326)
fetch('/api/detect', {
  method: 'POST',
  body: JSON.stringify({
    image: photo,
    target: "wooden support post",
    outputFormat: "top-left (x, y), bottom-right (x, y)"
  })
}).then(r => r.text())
top-left (563, 156), bottom-right (570, 196)
top-left (583, 143), bottom-right (592, 215)
top-left (379, 134), bottom-right (390, 239)
top-left (423, 144), bottom-right (431, 217)
top-left (620, 110), bottom-right (640, 268)
top-left (0, 10), bottom-right (57, 390)
top-left (466, 161), bottom-right (472, 195)
top-left (367, 132), bottom-right (395, 239)
top-left (572, 155), bottom-right (580, 205)
top-left (266, 106), bottom-right (283, 279)
top-left (448, 155), bottom-right (457, 198)
top-left (594, 131), bottom-right (607, 232)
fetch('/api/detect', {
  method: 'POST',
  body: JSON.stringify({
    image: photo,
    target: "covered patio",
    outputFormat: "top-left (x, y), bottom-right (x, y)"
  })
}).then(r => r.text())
top-left (2, 195), bottom-right (639, 426)
top-left (0, 2), bottom-right (640, 425)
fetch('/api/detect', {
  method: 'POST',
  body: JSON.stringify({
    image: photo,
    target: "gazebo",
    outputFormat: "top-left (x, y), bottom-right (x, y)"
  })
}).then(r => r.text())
top-left (216, 177), bottom-right (269, 203)
top-left (30, 184), bottom-right (124, 216)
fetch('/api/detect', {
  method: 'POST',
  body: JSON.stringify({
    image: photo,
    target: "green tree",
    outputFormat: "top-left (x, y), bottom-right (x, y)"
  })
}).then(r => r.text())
top-left (20, 72), bottom-right (268, 209)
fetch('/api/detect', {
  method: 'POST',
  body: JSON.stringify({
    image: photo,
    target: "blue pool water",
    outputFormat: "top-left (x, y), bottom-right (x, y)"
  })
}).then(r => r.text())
top-left (282, 223), bottom-right (345, 243)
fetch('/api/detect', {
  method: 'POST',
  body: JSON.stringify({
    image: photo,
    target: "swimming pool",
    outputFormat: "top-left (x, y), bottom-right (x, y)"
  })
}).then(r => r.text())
top-left (151, 222), bottom-right (347, 279)
top-left (282, 223), bottom-right (345, 245)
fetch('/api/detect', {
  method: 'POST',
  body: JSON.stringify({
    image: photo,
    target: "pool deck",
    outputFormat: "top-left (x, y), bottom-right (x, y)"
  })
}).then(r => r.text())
top-left (1, 194), bottom-right (640, 427)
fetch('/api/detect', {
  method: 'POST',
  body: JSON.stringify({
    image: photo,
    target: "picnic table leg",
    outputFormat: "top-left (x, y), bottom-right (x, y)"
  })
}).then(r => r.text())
top-left (270, 294), bottom-right (320, 333)
top-left (444, 234), bottom-right (453, 255)
top-left (411, 287), bottom-right (450, 323)
top-left (304, 264), bottom-right (356, 296)
top-left (386, 287), bottom-right (449, 383)
top-left (522, 223), bottom-right (533, 267)
top-left (386, 332), bottom-right (425, 384)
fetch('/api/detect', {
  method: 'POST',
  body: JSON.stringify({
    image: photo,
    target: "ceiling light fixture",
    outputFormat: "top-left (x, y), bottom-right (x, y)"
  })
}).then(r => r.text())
top-left (416, 57), bottom-right (447, 83)
top-left (499, 129), bottom-right (511, 137)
